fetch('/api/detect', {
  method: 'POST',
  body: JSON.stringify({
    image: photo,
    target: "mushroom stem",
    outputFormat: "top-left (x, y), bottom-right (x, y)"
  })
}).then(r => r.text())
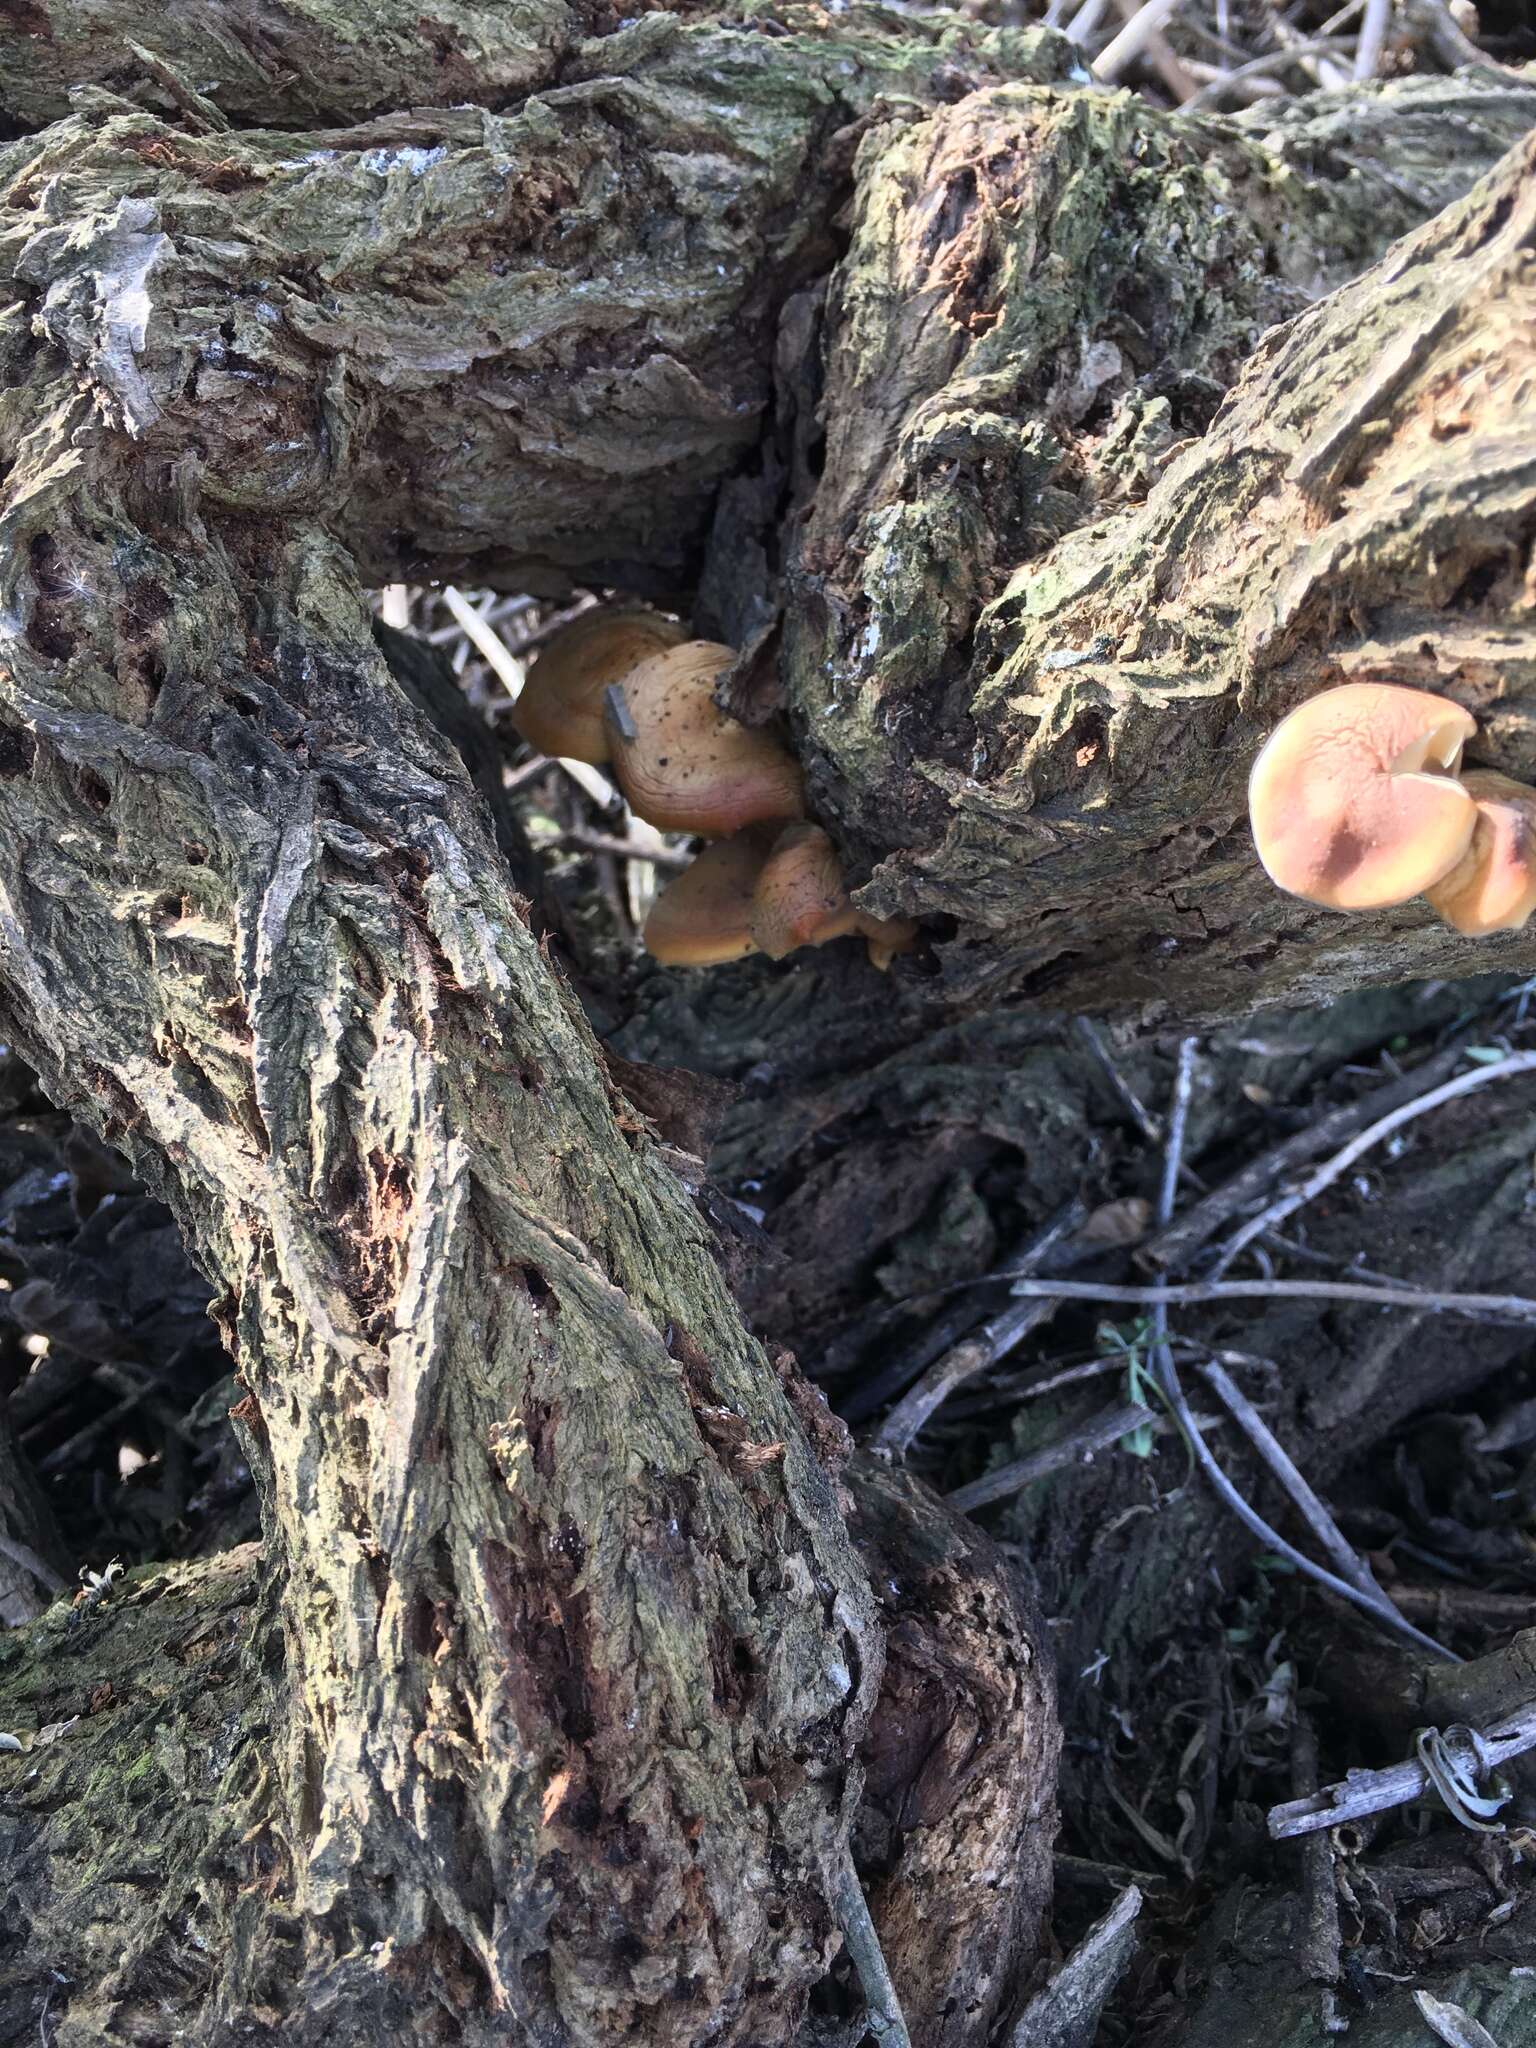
top-left (1425, 770), bottom-right (1536, 935)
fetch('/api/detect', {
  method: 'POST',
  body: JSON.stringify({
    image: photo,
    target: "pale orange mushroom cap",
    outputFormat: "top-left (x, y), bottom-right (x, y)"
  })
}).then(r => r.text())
top-left (750, 825), bottom-right (862, 958)
top-left (1425, 771), bottom-right (1536, 936)
top-left (511, 608), bottom-right (685, 765)
top-left (1249, 683), bottom-right (1478, 911)
top-left (643, 826), bottom-right (780, 966)
top-left (609, 641), bottom-right (806, 837)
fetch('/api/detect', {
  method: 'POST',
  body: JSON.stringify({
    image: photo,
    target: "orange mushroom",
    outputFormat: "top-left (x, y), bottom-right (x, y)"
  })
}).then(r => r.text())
top-left (511, 607), bottom-right (685, 765)
top-left (642, 826), bottom-right (779, 966)
top-left (749, 825), bottom-right (862, 958)
top-left (1425, 771), bottom-right (1536, 935)
top-left (1248, 683), bottom-right (1477, 911)
top-left (608, 641), bottom-right (806, 837)
top-left (749, 824), bottom-right (920, 970)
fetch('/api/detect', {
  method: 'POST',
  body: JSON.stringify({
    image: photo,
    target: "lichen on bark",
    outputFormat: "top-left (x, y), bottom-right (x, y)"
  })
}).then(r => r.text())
top-left (1, 12), bottom-right (1534, 2043)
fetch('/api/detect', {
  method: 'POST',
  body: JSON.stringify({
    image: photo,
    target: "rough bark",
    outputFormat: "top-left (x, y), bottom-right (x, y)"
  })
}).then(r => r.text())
top-left (0, 490), bottom-right (899, 2042)
top-left (0, 0), bottom-right (571, 130)
top-left (776, 82), bottom-right (1536, 1018)
top-left (0, 1465), bottom-right (1057, 2048)
top-left (1, 12), bottom-right (1534, 2044)
top-left (845, 1458), bottom-right (1057, 2048)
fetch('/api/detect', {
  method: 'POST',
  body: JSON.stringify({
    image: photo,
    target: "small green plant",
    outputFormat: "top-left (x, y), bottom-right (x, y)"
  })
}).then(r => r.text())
top-left (1098, 1317), bottom-right (1156, 1457)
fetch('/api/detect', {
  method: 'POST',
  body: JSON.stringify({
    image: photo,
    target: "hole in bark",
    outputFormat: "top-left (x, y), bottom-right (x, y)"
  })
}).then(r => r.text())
top-left (68, 764), bottom-right (112, 812)
top-left (0, 724), bottom-right (36, 779)
top-left (26, 611), bottom-right (76, 662)
top-left (1448, 553), bottom-right (1508, 610)
top-left (522, 1266), bottom-right (556, 1312)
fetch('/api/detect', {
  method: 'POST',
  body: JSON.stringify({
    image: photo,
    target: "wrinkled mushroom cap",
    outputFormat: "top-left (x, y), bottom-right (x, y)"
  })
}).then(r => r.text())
top-left (643, 825), bottom-right (779, 966)
top-left (1425, 770), bottom-right (1536, 936)
top-left (609, 641), bottom-right (806, 836)
top-left (749, 824), bottom-right (861, 958)
top-left (511, 608), bottom-right (685, 765)
top-left (1249, 683), bottom-right (1477, 910)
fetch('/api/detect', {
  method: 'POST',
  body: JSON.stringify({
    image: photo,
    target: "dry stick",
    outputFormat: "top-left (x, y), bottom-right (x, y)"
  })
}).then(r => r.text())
top-left (1141, 1041), bottom-right (1469, 1270)
top-left (1291, 1716), bottom-right (1347, 2035)
top-left (1005, 1275), bottom-right (1536, 1329)
top-left (1093, 0), bottom-right (1187, 79)
top-left (441, 584), bottom-right (526, 697)
top-left (946, 1401), bottom-right (1158, 1515)
top-left (870, 1207), bottom-right (1087, 1456)
top-left (558, 829), bottom-right (690, 870)
top-left (1183, 35), bottom-right (1368, 107)
top-left (824, 1836), bottom-right (912, 2048)
top-left (1108, 0), bottom-right (1200, 98)
top-left (1211, 1050), bottom-right (1536, 1277)
top-left (847, 1201), bottom-right (1086, 1430)
top-left (1140, 1044), bottom-right (1458, 1665)
top-left (1267, 1700), bottom-right (1536, 1840)
top-left (1007, 1884), bottom-right (1142, 2048)
top-left (1198, 1361), bottom-right (1386, 1605)
top-left (0, 1529), bottom-right (66, 1597)
top-left (1353, 0), bottom-right (1392, 75)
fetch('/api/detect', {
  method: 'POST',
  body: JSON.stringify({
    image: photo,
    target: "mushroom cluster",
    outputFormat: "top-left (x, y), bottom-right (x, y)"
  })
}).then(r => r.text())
top-left (1248, 682), bottom-right (1536, 934)
top-left (513, 610), bottom-right (917, 969)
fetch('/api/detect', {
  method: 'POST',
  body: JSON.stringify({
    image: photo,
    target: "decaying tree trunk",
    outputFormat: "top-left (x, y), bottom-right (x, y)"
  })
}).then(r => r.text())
top-left (0, 7), bottom-right (1533, 2042)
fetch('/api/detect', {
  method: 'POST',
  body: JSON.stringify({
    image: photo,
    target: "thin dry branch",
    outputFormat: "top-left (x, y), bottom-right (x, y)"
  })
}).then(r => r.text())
top-left (1267, 1701), bottom-right (1536, 1839)
top-left (1211, 1051), bottom-right (1536, 1275)
top-left (1003, 1276), bottom-right (1536, 1328)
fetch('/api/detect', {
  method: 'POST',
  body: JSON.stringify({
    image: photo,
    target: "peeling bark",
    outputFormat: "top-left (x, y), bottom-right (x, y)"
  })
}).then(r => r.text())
top-left (778, 82), bottom-right (1536, 1017)
top-left (0, 12), bottom-right (1534, 2042)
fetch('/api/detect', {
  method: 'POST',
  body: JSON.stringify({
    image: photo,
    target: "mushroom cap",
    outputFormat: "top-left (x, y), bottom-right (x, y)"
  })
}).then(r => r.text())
top-left (609, 641), bottom-right (805, 836)
top-left (1425, 770), bottom-right (1536, 936)
top-left (511, 608), bottom-right (685, 765)
top-left (1248, 683), bottom-right (1478, 910)
top-left (642, 825), bottom-right (779, 966)
top-left (749, 824), bottom-right (861, 958)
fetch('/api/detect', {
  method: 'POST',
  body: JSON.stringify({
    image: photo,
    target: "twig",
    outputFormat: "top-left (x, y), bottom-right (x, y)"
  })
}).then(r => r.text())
top-left (1390, 1583), bottom-right (1536, 1632)
top-left (1183, 36), bottom-right (1365, 107)
top-left (1398, 0), bottom-right (1506, 70)
top-left (1093, 0), bottom-right (1188, 81)
top-left (1353, 0), bottom-right (1392, 76)
top-left (1291, 1717), bottom-right (1347, 2034)
top-left (1157, 1038), bottom-right (1197, 1232)
top-left (558, 829), bottom-right (690, 870)
top-left (1063, 0), bottom-right (1112, 42)
top-left (825, 1838), bottom-right (912, 2048)
top-left (1109, 0), bottom-right (1200, 98)
top-left (441, 584), bottom-right (527, 701)
top-left (1139, 1042), bottom-right (1468, 1270)
top-left (0, 1530), bottom-right (66, 1597)
top-left (844, 1202), bottom-right (1086, 1429)
top-left (1007, 1885), bottom-right (1141, 2048)
top-left (1130, 1037), bottom-right (1459, 1664)
top-left (553, 756), bottom-right (625, 813)
top-left (1197, 1361), bottom-right (1417, 1616)
top-left (1140, 1038), bottom-right (1198, 1530)
top-left (1004, 1275), bottom-right (1536, 1329)
top-left (1145, 1336), bottom-right (1460, 1659)
top-left (1267, 1700), bottom-right (1536, 1839)
top-left (946, 1401), bottom-right (1156, 1514)
top-left (869, 1208), bottom-right (1087, 1455)
top-left (1211, 1050), bottom-right (1536, 1276)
